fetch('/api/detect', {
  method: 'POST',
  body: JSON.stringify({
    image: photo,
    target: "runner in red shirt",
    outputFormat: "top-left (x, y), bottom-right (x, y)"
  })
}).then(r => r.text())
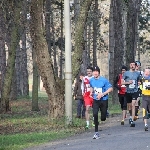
top-left (81, 66), bottom-right (93, 129)
top-left (114, 66), bottom-right (127, 125)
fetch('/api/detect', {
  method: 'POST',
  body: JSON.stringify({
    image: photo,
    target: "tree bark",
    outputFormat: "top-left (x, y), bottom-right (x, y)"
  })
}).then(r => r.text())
top-left (59, 0), bottom-right (63, 79)
top-left (1, 1), bottom-right (21, 112)
top-left (51, 11), bottom-right (58, 77)
top-left (0, 4), bottom-right (6, 101)
top-left (93, 0), bottom-right (98, 67)
top-left (72, 0), bottom-right (93, 80)
top-left (109, 0), bottom-right (126, 104)
top-left (30, 0), bottom-right (64, 119)
top-left (109, 0), bottom-right (115, 86)
top-left (45, 0), bottom-right (52, 57)
top-left (32, 49), bottom-right (39, 111)
top-left (21, 0), bottom-right (29, 97)
top-left (16, 45), bottom-right (22, 96)
top-left (125, 0), bottom-right (140, 66)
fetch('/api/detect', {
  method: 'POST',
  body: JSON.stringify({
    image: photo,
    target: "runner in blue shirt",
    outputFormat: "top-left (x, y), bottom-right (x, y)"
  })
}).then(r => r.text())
top-left (90, 66), bottom-right (113, 139)
top-left (121, 61), bottom-right (141, 127)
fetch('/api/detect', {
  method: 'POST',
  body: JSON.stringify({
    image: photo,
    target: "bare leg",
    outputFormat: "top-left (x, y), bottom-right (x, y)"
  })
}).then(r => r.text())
top-left (132, 100), bottom-right (136, 121)
top-left (85, 105), bottom-right (90, 127)
top-left (122, 110), bottom-right (127, 120)
top-left (128, 103), bottom-right (132, 116)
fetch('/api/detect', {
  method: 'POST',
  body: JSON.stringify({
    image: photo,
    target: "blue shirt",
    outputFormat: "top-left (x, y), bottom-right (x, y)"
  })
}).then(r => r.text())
top-left (90, 76), bottom-right (112, 100)
top-left (143, 76), bottom-right (150, 80)
top-left (123, 71), bottom-right (141, 93)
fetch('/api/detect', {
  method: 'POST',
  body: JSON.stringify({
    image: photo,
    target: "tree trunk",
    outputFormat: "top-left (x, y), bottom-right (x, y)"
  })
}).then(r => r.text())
top-left (10, 70), bottom-right (17, 101)
top-left (30, 0), bottom-right (65, 119)
top-left (45, 0), bottom-right (52, 57)
top-left (93, 0), bottom-right (98, 66)
top-left (0, 6), bottom-right (6, 108)
top-left (16, 45), bottom-right (22, 96)
top-left (21, 0), bottom-right (29, 97)
top-left (1, 1), bottom-right (21, 112)
top-left (109, 0), bottom-right (115, 86)
top-left (72, 0), bottom-right (93, 80)
top-left (32, 49), bottom-right (39, 111)
top-left (113, 0), bottom-right (126, 104)
top-left (87, 21), bottom-right (92, 66)
top-left (109, 0), bottom-right (126, 104)
top-left (125, 0), bottom-right (138, 66)
top-left (59, 0), bottom-right (63, 79)
top-left (51, 11), bottom-right (58, 77)
top-left (0, 5), bottom-right (6, 101)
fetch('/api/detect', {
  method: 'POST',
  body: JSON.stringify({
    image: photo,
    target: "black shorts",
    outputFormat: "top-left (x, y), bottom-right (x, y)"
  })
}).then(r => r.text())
top-left (93, 100), bottom-right (108, 121)
top-left (125, 92), bottom-right (139, 103)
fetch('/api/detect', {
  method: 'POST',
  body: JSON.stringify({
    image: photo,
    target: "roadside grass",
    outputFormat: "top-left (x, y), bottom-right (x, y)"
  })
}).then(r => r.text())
top-left (0, 130), bottom-right (77, 150)
top-left (109, 101), bottom-right (122, 115)
top-left (0, 93), bottom-right (121, 150)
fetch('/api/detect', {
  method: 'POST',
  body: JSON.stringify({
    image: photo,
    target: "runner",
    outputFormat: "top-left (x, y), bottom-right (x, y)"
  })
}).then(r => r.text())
top-left (90, 66), bottom-right (113, 139)
top-left (81, 66), bottom-right (94, 129)
top-left (135, 61), bottom-right (143, 119)
top-left (114, 66), bottom-right (127, 125)
top-left (141, 68), bottom-right (150, 131)
top-left (121, 62), bottom-right (141, 127)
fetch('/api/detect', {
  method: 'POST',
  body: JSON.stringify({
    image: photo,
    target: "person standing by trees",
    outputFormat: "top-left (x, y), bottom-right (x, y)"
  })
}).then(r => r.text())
top-left (90, 66), bottom-right (113, 139)
top-left (81, 66), bottom-right (94, 129)
top-left (114, 66), bottom-right (127, 125)
top-left (121, 62), bottom-right (141, 127)
top-left (73, 73), bottom-right (86, 119)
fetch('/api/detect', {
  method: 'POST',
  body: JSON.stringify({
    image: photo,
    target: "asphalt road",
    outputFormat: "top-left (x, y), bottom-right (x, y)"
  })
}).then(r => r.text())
top-left (26, 115), bottom-right (150, 150)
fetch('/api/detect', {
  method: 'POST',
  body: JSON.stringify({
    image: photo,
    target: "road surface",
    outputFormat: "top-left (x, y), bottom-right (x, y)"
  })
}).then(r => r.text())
top-left (26, 115), bottom-right (150, 150)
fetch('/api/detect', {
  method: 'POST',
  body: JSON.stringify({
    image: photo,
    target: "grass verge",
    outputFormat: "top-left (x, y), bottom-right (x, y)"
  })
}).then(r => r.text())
top-left (0, 96), bottom-right (121, 150)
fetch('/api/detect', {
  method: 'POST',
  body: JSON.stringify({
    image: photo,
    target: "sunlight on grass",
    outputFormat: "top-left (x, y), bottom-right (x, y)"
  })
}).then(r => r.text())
top-left (0, 130), bottom-right (76, 150)
top-left (0, 97), bottom-right (121, 150)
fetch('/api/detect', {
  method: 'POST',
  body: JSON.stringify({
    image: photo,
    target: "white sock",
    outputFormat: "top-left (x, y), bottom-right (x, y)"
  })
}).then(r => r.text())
top-left (145, 124), bottom-right (148, 126)
top-left (86, 121), bottom-right (89, 126)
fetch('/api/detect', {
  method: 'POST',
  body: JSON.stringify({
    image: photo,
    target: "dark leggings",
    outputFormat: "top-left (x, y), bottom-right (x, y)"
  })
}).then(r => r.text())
top-left (93, 100), bottom-right (108, 132)
top-left (118, 94), bottom-right (127, 110)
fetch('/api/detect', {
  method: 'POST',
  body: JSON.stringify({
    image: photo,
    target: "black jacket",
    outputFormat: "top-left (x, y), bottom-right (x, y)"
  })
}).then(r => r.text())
top-left (73, 79), bottom-right (83, 100)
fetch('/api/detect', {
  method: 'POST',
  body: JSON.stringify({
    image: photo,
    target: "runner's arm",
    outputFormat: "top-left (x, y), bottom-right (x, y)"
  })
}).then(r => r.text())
top-left (102, 87), bottom-right (113, 96)
top-left (121, 79), bottom-right (131, 85)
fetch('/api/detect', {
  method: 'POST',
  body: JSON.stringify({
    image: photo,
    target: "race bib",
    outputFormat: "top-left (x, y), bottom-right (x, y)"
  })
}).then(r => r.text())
top-left (129, 80), bottom-right (135, 88)
top-left (94, 87), bottom-right (102, 94)
top-left (143, 81), bottom-right (150, 90)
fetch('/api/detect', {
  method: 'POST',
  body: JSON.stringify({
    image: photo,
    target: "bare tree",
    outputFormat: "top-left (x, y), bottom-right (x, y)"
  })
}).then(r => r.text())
top-left (126, 0), bottom-right (142, 66)
top-left (109, 0), bottom-right (127, 104)
top-left (72, 0), bottom-right (93, 80)
top-left (30, 0), bottom-right (65, 118)
top-left (1, 0), bottom-right (21, 112)
top-left (93, 0), bottom-right (98, 66)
